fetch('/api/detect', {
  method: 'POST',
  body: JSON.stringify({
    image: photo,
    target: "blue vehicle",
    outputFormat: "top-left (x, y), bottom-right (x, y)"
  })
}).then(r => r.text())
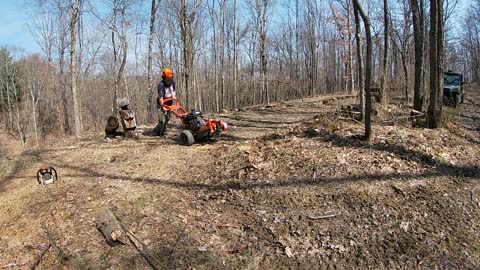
top-left (443, 71), bottom-right (464, 107)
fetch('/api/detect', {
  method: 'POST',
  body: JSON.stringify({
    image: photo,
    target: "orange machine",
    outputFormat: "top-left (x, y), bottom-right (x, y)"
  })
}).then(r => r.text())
top-left (161, 98), bottom-right (227, 145)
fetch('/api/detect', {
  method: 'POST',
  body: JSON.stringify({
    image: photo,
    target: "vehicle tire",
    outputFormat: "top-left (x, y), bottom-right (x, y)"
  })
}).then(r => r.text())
top-left (180, 130), bottom-right (195, 146)
top-left (461, 93), bottom-right (464, 103)
top-left (453, 93), bottom-right (458, 107)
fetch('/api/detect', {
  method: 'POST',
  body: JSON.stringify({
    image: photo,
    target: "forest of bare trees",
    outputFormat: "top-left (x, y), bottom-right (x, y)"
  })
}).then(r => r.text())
top-left (0, 0), bottom-right (477, 145)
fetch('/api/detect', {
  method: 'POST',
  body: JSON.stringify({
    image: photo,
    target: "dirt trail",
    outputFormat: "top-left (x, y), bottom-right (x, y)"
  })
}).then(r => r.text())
top-left (0, 89), bottom-right (479, 269)
top-left (454, 85), bottom-right (480, 144)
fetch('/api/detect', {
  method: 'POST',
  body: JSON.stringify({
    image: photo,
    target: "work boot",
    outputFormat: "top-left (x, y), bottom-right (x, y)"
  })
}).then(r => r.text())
top-left (152, 124), bottom-right (165, 136)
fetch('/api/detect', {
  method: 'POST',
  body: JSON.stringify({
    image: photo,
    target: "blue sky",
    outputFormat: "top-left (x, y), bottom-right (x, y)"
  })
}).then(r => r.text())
top-left (0, 0), bottom-right (471, 56)
top-left (0, 0), bottom-right (42, 54)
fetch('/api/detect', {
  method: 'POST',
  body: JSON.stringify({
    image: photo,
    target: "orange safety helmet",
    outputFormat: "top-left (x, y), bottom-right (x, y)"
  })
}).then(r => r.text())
top-left (162, 68), bottom-right (174, 78)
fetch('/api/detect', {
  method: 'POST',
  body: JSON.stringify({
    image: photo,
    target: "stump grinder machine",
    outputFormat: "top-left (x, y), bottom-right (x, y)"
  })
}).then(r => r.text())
top-left (161, 97), bottom-right (227, 145)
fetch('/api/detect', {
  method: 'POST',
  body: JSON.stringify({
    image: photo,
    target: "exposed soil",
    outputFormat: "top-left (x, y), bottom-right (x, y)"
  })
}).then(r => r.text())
top-left (0, 87), bottom-right (479, 269)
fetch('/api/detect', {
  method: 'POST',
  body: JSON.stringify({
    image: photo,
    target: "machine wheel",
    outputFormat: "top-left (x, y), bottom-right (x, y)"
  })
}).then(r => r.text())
top-left (180, 130), bottom-right (195, 146)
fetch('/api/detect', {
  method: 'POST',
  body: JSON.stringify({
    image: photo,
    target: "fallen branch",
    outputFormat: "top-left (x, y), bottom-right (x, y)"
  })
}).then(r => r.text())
top-left (3, 263), bottom-right (27, 269)
top-left (41, 224), bottom-right (68, 261)
top-left (216, 224), bottom-right (243, 229)
top-left (28, 244), bottom-right (50, 270)
top-left (120, 223), bottom-right (162, 270)
top-left (338, 116), bottom-right (363, 126)
top-left (307, 213), bottom-right (339, 220)
top-left (106, 210), bottom-right (162, 270)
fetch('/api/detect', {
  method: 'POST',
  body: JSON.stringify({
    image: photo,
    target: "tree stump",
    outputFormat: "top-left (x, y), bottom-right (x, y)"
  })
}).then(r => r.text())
top-left (105, 116), bottom-right (119, 137)
top-left (96, 209), bottom-right (128, 246)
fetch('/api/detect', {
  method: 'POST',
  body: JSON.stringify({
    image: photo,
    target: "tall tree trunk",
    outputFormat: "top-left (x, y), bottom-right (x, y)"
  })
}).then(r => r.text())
top-left (209, 0), bottom-right (219, 111)
top-left (427, 0), bottom-right (444, 128)
top-left (353, 0), bottom-right (373, 140)
top-left (111, 0), bottom-right (118, 113)
top-left (233, 0), bottom-right (238, 108)
top-left (353, 3), bottom-right (364, 120)
top-left (347, 1), bottom-right (355, 93)
top-left (59, 42), bottom-right (70, 134)
top-left (117, 6), bottom-right (128, 100)
top-left (411, 0), bottom-right (425, 111)
top-left (401, 50), bottom-right (409, 101)
top-left (380, 0), bottom-right (389, 104)
top-left (28, 81), bottom-right (39, 144)
top-left (179, 0), bottom-right (201, 109)
top-left (70, 0), bottom-right (81, 138)
top-left (12, 79), bottom-right (25, 146)
top-left (260, 0), bottom-right (268, 104)
top-left (220, 0), bottom-right (226, 109)
top-left (147, 0), bottom-right (159, 123)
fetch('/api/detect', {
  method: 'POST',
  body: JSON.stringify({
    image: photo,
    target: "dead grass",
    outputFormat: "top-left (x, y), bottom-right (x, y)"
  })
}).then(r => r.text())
top-left (0, 90), bottom-right (479, 269)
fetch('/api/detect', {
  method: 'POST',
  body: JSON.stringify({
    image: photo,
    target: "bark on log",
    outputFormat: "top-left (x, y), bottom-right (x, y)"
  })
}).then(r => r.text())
top-left (96, 209), bottom-right (128, 246)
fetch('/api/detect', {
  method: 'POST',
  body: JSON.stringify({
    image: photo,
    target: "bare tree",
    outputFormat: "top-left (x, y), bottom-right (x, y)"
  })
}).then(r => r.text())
top-left (427, 0), bottom-right (444, 128)
top-left (390, 0), bottom-right (412, 102)
top-left (330, 0), bottom-right (355, 93)
top-left (380, 0), bottom-right (389, 104)
top-left (410, 0), bottom-right (425, 111)
top-left (353, 0), bottom-right (364, 119)
top-left (176, 0), bottom-right (203, 110)
top-left (110, 0), bottom-right (131, 112)
top-left (70, 0), bottom-right (81, 137)
top-left (353, 0), bottom-right (373, 140)
top-left (147, 0), bottom-right (161, 123)
top-left (0, 49), bottom-right (26, 145)
top-left (461, 1), bottom-right (480, 81)
top-left (20, 55), bottom-right (49, 144)
top-left (246, 0), bottom-right (275, 104)
top-left (233, 0), bottom-right (238, 108)
top-left (259, 0), bottom-right (274, 104)
top-left (207, 0), bottom-right (220, 111)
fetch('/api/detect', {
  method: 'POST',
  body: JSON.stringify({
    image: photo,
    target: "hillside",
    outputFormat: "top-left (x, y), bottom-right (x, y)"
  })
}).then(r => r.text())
top-left (0, 87), bottom-right (479, 269)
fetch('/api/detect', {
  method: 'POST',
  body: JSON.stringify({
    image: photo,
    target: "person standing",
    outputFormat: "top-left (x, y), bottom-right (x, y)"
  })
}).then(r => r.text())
top-left (153, 68), bottom-right (176, 136)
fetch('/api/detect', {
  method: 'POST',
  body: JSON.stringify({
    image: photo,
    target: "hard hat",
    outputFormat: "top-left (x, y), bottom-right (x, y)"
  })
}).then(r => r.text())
top-left (162, 68), bottom-right (173, 78)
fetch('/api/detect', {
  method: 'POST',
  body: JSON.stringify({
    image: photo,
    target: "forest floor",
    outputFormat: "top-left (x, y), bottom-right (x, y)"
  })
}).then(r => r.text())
top-left (0, 85), bottom-right (479, 269)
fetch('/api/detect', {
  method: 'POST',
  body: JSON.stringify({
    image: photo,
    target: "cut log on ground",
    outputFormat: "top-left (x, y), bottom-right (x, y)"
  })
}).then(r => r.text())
top-left (97, 209), bottom-right (162, 269)
top-left (96, 209), bottom-right (128, 246)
